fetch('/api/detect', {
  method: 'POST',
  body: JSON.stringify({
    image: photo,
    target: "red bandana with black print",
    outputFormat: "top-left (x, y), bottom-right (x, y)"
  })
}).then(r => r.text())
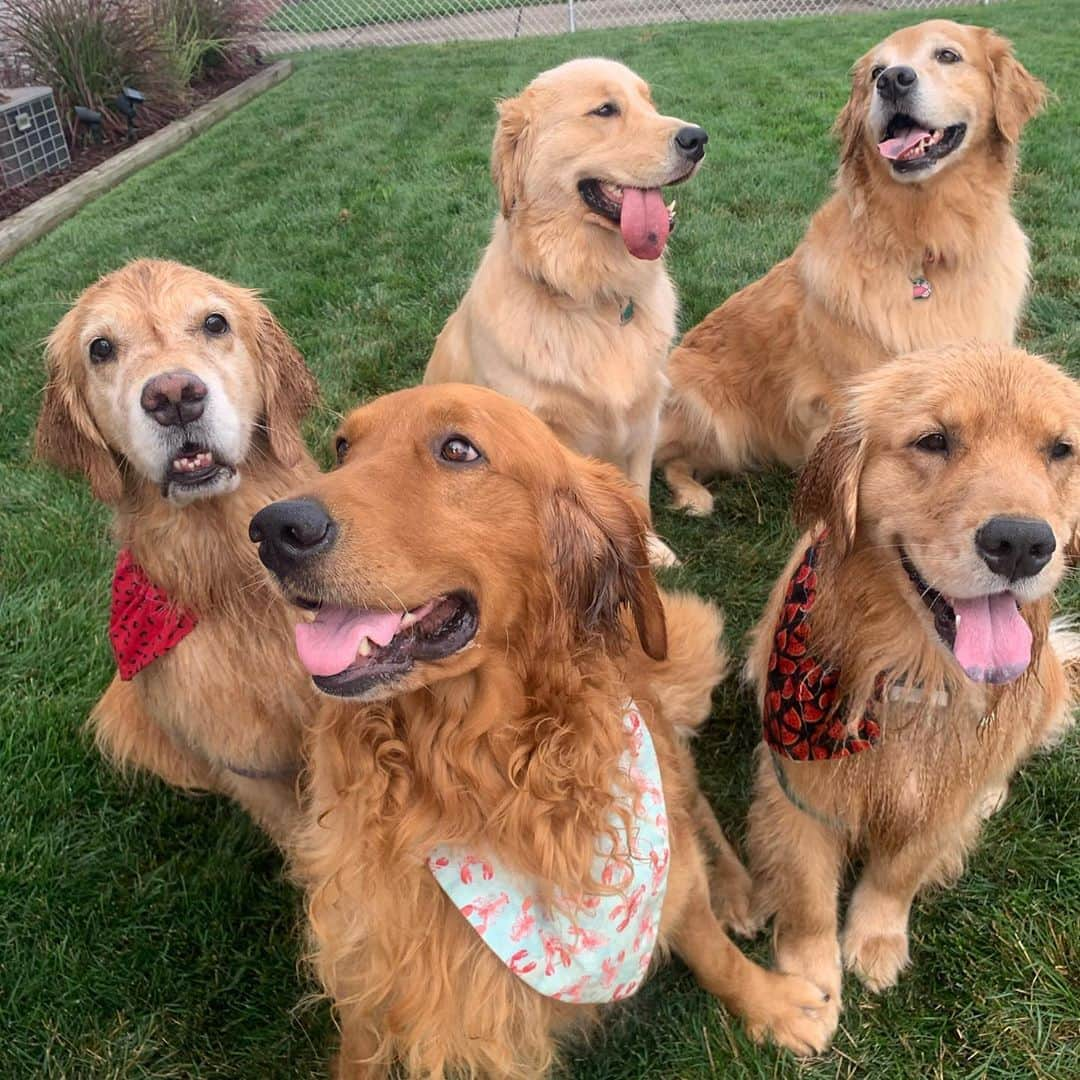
top-left (109, 549), bottom-right (198, 681)
top-left (763, 536), bottom-right (880, 760)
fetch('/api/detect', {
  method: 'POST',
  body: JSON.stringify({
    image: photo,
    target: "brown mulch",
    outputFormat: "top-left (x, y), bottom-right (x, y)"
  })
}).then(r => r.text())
top-left (0, 61), bottom-right (261, 223)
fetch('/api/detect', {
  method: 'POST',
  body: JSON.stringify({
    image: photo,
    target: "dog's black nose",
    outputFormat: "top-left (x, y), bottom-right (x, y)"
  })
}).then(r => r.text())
top-left (250, 498), bottom-right (337, 577)
top-left (876, 65), bottom-right (918, 102)
top-left (140, 370), bottom-right (207, 426)
top-left (975, 516), bottom-right (1056, 581)
top-left (674, 125), bottom-right (708, 162)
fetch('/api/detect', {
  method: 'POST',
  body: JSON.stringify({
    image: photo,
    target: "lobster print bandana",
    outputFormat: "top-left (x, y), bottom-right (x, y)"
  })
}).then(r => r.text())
top-left (428, 703), bottom-right (669, 1004)
top-left (763, 538), bottom-right (880, 760)
top-left (109, 549), bottom-right (198, 681)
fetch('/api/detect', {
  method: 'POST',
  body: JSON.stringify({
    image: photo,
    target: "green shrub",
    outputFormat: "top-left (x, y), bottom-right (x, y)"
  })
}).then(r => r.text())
top-left (0, 0), bottom-right (256, 142)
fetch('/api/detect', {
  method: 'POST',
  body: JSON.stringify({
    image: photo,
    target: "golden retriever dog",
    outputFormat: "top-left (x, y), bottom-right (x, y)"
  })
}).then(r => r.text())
top-left (424, 59), bottom-right (708, 564)
top-left (743, 343), bottom-right (1079, 1052)
top-left (35, 259), bottom-right (321, 845)
top-left (249, 384), bottom-right (834, 1076)
top-left (657, 21), bottom-right (1047, 516)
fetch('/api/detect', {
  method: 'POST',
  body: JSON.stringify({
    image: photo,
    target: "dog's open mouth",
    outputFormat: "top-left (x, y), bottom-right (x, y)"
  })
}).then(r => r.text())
top-left (900, 548), bottom-right (1031, 685)
top-left (877, 116), bottom-right (966, 171)
top-left (577, 174), bottom-right (687, 261)
top-left (291, 591), bottom-right (478, 697)
top-left (165, 442), bottom-right (235, 491)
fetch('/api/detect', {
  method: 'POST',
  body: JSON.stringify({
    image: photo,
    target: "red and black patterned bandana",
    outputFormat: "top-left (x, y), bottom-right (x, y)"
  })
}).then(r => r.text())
top-left (763, 537), bottom-right (880, 760)
top-left (109, 549), bottom-right (198, 681)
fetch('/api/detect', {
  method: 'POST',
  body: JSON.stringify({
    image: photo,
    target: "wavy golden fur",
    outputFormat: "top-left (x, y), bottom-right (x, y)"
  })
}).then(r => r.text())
top-left (657, 20), bottom-right (1047, 516)
top-left (260, 385), bottom-right (835, 1075)
top-left (35, 259), bottom-right (321, 843)
top-left (743, 344), bottom-right (1080, 1053)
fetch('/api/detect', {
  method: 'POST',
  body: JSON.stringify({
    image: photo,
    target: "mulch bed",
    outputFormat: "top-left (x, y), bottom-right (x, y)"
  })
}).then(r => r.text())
top-left (0, 61), bottom-right (260, 223)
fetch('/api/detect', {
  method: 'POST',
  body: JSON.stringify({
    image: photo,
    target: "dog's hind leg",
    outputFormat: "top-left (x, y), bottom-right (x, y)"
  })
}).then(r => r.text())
top-left (691, 790), bottom-right (754, 937)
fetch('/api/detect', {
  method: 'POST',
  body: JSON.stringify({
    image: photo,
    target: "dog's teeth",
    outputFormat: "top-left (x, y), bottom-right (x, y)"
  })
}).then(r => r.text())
top-left (401, 612), bottom-right (417, 629)
top-left (667, 199), bottom-right (676, 213)
top-left (357, 637), bottom-right (372, 658)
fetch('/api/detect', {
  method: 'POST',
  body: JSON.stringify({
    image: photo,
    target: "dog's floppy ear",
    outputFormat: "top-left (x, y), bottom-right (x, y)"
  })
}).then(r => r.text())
top-left (793, 415), bottom-right (866, 559)
top-left (834, 55), bottom-right (872, 165)
top-left (491, 93), bottom-right (533, 218)
top-left (985, 31), bottom-right (1047, 144)
top-left (34, 318), bottom-right (123, 504)
top-left (256, 305), bottom-right (318, 468)
top-left (545, 460), bottom-right (667, 661)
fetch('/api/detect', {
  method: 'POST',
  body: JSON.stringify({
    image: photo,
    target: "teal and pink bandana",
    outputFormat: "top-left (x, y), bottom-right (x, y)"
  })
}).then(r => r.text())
top-left (428, 703), bottom-right (669, 1004)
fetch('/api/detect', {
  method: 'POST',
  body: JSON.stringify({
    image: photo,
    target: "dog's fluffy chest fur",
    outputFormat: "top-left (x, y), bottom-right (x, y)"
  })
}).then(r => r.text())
top-left (799, 185), bottom-right (1029, 370)
top-left (427, 221), bottom-right (677, 466)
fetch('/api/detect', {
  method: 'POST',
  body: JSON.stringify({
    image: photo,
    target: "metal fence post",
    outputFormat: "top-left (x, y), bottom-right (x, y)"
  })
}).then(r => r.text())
top-left (568, 0), bottom-right (576, 32)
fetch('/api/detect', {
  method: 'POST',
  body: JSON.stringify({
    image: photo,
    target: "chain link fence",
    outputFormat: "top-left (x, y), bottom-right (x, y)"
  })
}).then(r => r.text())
top-left (251, 0), bottom-right (995, 53)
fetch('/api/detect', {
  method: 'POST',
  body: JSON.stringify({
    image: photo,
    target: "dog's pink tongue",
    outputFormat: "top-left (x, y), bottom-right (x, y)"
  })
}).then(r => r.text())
top-left (620, 187), bottom-right (670, 260)
top-left (294, 607), bottom-right (404, 677)
top-left (878, 127), bottom-right (932, 161)
top-left (951, 593), bottom-right (1032, 685)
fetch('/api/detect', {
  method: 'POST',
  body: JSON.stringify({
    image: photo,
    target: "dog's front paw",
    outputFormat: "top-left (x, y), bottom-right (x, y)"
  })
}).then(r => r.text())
top-left (670, 485), bottom-right (714, 517)
top-left (743, 971), bottom-right (837, 1057)
top-left (710, 860), bottom-right (758, 938)
top-left (842, 926), bottom-right (910, 992)
top-left (646, 533), bottom-right (682, 568)
top-left (842, 883), bottom-right (911, 992)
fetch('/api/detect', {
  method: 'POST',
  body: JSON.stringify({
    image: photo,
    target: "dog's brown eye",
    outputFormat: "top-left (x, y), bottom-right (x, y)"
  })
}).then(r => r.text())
top-left (439, 436), bottom-right (481, 464)
top-left (204, 313), bottom-right (228, 335)
top-left (936, 48), bottom-right (961, 65)
top-left (914, 432), bottom-right (949, 454)
top-left (1050, 440), bottom-right (1073, 461)
top-left (590, 102), bottom-right (619, 118)
top-left (88, 337), bottom-right (114, 363)
top-left (870, 65), bottom-right (885, 81)
top-left (335, 436), bottom-right (349, 464)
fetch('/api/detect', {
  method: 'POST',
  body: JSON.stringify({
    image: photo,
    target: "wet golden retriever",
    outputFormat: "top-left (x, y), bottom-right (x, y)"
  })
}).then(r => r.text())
top-left (743, 343), bottom-right (1079, 1052)
top-left (35, 259), bottom-right (321, 844)
top-left (658, 21), bottom-right (1047, 516)
top-left (424, 59), bottom-right (708, 564)
top-left (250, 384), bottom-right (834, 1076)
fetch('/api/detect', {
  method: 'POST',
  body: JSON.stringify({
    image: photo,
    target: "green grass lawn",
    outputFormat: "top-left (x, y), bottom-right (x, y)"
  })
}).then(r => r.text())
top-left (2, 1), bottom-right (1078, 1076)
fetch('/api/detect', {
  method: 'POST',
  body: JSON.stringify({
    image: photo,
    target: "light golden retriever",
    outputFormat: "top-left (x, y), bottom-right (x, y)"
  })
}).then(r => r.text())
top-left (424, 59), bottom-right (708, 563)
top-left (657, 21), bottom-right (1047, 516)
top-left (743, 343), bottom-right (1079, 1052)
top-left (250, 384), bottom-right (835, 1076)
top-left (35, 259), bottom-right (321, 844)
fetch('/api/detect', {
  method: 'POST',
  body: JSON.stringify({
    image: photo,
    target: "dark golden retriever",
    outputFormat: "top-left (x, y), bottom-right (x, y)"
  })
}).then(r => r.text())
top-left (35, 259), bottom-right (321, 844)
top-left (657, 21), bottom-right (1046, 516)
top-left (744, 343), bottom-right (1079, 1052)
top-left (250, 384), bottom-right (834, 1076)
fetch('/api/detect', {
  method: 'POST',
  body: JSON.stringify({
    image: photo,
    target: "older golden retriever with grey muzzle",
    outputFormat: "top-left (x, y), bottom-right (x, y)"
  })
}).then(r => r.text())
top-left (658, 21), bottom-right (1046, 516)
top-left (425, 59), bottom-right (707, 565)
top-left (35, 259), bottom-right (321, 844)
top-left (744, 343), bottom-right (1079, 1053)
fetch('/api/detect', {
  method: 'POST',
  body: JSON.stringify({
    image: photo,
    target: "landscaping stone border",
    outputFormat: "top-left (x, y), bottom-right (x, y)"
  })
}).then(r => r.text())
top-left (0, 60), bottom-right (293, 264)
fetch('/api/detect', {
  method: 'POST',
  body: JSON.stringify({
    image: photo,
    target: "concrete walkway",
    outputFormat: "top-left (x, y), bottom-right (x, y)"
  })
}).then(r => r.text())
top-left (253, 1), bottom-right (882, 52)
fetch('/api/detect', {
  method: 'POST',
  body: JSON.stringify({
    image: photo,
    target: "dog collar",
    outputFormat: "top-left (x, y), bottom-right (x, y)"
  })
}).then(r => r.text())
top-left (763, 536), bottom-right (881, 760)
top-left (428, 702), bottom-right (669, 1004)
top-left (109, 549), bottom-right (198, 680)
top-left (620, 298), bottom-right (635, 325)
top-left (911, 248), bottom-right (936, 301)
